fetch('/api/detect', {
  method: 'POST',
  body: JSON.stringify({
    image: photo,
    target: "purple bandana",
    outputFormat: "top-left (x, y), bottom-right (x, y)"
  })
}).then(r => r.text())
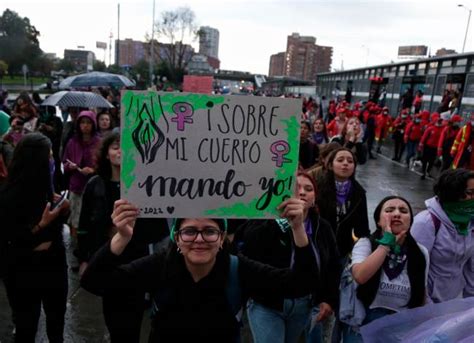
top-left (335, 180), bottom-right (352, 206)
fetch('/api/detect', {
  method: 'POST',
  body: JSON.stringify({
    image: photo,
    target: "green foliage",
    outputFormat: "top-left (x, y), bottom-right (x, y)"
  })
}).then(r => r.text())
top-left (0, 60), bottom-right (8, 78)
top-left (93, 60), bottom-right (107, 72)
top-left (0, 9), bottom-right (43, 74)
top-left (56, 58), bottom-right (75, 73)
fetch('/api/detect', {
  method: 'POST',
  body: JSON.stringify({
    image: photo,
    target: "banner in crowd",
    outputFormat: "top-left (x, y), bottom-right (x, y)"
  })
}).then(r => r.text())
top-left (360, 297), bottom-right (474, 342)
top-left (121, 91), bottom-right (301, 218)
top-left (182, 75), bottom-right (214, 94)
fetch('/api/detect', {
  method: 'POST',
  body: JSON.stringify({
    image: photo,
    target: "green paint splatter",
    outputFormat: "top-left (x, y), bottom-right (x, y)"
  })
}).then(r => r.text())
top-left (205, 114), bottom-right (300, 217)
top-left (121, 91), bottom-right (225, 194)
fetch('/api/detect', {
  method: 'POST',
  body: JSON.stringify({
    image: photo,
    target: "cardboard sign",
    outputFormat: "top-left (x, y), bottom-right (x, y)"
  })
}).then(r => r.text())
top-left (121, 91), bottom-right (301, 218)
top-left (182, 75), bottom-right (213, 94)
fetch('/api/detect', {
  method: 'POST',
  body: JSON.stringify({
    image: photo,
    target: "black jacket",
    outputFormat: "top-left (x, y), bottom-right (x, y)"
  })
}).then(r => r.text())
top-left (317, 177), bottom-right (370, 257)
top-left (330, 136), bottom-right (367, 165)
top-left (81, 241), bottom-right (318, 343)
top-left (234, 212), bottom-right (340, 311)
top-left (77, 175), bottom-right (169, 263)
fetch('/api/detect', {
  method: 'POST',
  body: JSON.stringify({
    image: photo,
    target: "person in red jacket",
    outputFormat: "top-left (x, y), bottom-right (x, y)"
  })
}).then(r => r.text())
top-left (391, 109), bottom-right (412, 161)
top-left (404, 114), bottom-right (423, 167)
top-left (418, 117), bottom-right (444, 179)
top-left (375, 107), bottom-right (392, 154)
top-left (327, 108), bottom-right (347, 138)
top-left (438, 115), bottom-right (462, 171)
top-left (451, 112), bottom-right (474, 170)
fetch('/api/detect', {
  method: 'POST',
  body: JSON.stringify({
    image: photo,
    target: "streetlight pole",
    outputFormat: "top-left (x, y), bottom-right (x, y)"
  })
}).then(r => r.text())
top-left (149, 0), bottom-right (156, 88)
top-left (458, 4), bottom-right (472, 53)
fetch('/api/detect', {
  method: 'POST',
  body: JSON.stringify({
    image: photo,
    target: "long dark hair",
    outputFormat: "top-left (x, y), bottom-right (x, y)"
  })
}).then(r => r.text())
top-left (95, 132), bottom-right (120, 180)
top-left (357, 196), bottom-right (426, 309)
top-left (3, 133), bottom-right (53, 221)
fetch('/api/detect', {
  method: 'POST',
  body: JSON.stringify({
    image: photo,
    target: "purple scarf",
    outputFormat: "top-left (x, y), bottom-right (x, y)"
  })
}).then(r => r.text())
top-left (335, 180), bottom-right (352, 206)
top-left (312, 132), bottom-right (327, 145)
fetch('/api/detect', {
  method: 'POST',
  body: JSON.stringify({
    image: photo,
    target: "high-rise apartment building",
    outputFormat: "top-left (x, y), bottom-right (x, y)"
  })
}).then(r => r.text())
top-left (268, 33), bottom-right (333, 80)
top-left (199, 26), bottom-right (219, 59)
top-left (269, 52), bottom-right (285, 76)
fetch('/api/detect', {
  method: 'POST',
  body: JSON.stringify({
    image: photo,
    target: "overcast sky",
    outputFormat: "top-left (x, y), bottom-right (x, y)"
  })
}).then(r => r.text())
top-left (4, 0), bottom-right (474, 74)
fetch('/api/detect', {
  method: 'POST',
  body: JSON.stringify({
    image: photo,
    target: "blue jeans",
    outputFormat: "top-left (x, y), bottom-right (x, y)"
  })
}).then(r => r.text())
top-left (307, 306), bottom-right (335, 343)
top-left (248, 296), bottom-right (311, 343)
top-left (405, 140), bottom-right (419, 164)
top-left (341, 307), bottom-right (395, 342)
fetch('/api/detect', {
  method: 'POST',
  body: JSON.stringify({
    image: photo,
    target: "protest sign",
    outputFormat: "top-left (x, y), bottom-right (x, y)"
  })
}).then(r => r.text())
top-left (121, 91), bottom-right (301, 218)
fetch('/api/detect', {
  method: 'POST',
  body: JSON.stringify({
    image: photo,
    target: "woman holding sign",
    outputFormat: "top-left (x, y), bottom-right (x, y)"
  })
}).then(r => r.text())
top-left (234, 172), bottom-right (340, 343)
top-left (80, 196), bottom-right (319, 342)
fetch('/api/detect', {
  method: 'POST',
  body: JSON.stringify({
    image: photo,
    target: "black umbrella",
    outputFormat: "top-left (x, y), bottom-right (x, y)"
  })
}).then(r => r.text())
top-left (59, 71), bottom-right (135, 89)
top-left (41, 91), bottom-right (114, 108)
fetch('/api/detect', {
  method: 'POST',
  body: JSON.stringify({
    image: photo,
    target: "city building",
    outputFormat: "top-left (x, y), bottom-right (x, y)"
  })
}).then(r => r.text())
top-left (269, 52), bottom-right (285, 77)
top-left (199, 26), bottom-right (219, 59)
top-left (268, 33), bottom-right (333, 81)
top-left (115, 38), bottom-right (147, 67)
top-left (397, 45), bottom-right (428, 58)
top-left (64, 49), bottom-right (95, 72)
top-left (436, 48), bottom-right (457, 57)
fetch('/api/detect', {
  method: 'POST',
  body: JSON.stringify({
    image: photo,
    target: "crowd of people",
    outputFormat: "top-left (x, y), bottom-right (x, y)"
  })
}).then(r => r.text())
top-left (0, 89), bottom-right (473, 343)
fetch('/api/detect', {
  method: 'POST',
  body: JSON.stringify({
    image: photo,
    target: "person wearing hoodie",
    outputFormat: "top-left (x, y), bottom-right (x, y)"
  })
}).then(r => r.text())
top-left (404, 114), bottom-right (423, 168)
top-left (437, 115), bottom-right (462, 171)
top-left (418, 115), bottom-right (444, 180)
top-left (374, 107), bottom-right (392, 154)
top-left (390, 109), bottom-right (411, 162)
top-left (62, 110), bottom-right (100, 266)
top-left (450, 112), bottom-right (474, 170)
top-left (411, 169), bottom-right (474, 303)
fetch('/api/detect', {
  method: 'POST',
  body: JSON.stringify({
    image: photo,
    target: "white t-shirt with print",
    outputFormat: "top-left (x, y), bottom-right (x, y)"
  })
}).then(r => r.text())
top-left (351, 237), bottom-right (429, 312)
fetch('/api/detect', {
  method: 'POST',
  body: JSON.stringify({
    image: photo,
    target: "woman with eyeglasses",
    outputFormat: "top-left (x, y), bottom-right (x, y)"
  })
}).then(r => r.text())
top-left (411, 168), bottom-right (474, 303)
top-left (81, 197), bottom-right (319, 342)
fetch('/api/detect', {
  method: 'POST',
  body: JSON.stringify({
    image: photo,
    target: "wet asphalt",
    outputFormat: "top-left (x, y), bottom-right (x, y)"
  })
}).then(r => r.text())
top-left (0, 144), bottom-right (438, 343)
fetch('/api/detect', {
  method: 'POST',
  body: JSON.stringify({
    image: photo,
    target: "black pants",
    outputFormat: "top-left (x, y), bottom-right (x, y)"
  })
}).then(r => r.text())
top-left (422, 146), bottom-right (437, 176)
top-left (393, 133), bottom-right (405, 160)
top-left (102, 290), bottom-right (145, 343)
top-left (6, 249), bottom-right (68, 343)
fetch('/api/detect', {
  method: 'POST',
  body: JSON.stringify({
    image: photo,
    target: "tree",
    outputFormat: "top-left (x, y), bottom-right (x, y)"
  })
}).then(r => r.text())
top-left (56, 58), bottom-right (75, 73)
top-left (0, 9), bottom-right (43, 74)
top-left (154, 6), bottom-right (197, 83)
top-left (93, 60), bottom-right (107, 72)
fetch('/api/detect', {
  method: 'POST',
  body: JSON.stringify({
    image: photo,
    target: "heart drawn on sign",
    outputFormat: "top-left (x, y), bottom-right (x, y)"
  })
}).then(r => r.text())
top-left (166, 206), bottom-right (175, 214)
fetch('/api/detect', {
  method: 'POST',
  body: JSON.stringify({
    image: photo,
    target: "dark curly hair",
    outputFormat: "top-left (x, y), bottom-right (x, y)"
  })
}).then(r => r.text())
top-left (95, 132), bottom-right (120, 180)
top-left (434, 168), bottom-right (474, 204)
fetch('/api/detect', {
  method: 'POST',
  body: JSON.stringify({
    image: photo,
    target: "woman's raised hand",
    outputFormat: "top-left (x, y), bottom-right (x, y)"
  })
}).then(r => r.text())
top-left (111, 199), bottom-right (139, 239)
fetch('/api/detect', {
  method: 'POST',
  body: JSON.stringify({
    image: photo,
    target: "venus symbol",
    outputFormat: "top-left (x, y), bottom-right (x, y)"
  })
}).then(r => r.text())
top-left (270, 140), bottom-right (292, 167)
top-left (171, 102), bottom-right (194, 131)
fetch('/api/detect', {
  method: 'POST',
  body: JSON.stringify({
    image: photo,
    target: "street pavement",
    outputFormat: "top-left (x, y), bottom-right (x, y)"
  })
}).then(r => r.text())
top-left (0, 147), bottom-right (437, 343)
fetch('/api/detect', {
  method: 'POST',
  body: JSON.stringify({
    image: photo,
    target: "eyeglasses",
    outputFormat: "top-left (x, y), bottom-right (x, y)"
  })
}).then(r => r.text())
top-left (178, 227), bottom-right (221, 243)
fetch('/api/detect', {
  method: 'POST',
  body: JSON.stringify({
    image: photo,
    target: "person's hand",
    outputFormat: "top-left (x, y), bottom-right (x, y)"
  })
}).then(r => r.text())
top-left (382, 212), bottom-right (407, 245)
top-left (66, 159), bottom-right (78, 170)
top-left (316, 302), bottom-right (333, 322)
top-left (111, 199), bottom-right (139, 239)
top-left (346, 126), bottom-right (356, 142)
top-left (80, 167), bottom-right (94, 175)
top-left (38, 202), bottom-right (62, 229)
top-left (277, 197), bottom-right (306, 232)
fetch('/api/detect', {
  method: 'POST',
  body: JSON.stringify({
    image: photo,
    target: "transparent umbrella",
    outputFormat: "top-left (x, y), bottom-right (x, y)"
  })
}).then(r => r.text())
top-left (41, 91), bottom-right (114, 108)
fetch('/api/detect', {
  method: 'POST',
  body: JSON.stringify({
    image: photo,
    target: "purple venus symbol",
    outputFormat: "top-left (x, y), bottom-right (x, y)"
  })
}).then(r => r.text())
top-left (270, 140), bottom-right (292, 167)
top-left (171, 102), bottom-right (194, 131)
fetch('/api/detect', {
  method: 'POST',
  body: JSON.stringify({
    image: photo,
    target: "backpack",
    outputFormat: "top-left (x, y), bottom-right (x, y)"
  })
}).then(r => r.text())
top-left (152, 254), bottom-right (243, 322)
